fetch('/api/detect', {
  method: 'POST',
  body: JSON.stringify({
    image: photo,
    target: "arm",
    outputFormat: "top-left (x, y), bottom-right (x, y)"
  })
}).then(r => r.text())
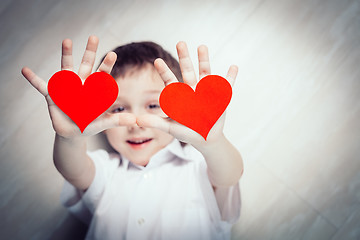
top-left (53, 134), bottom-right (93, 190)
top-left (22, 36), bottom-right (136, 190)
top-left (137, 42), bottom-right (243, 188)
top-left (195, 134), bottom-right (243, 187)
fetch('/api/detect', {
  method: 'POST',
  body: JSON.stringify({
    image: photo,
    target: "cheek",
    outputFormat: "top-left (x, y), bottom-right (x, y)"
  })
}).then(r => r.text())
top-left (105, 128), bottom-right (126, 148)
top-left (153, 129), bottom-right (174, 144)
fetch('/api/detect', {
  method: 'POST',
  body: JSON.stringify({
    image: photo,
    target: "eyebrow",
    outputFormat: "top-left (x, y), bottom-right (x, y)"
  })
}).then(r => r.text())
top-left (143, 90), bottom-right (162, 94)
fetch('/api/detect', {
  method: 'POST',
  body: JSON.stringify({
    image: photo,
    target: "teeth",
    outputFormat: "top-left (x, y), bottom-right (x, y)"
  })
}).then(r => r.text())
top-left (128, 139), bottom-right (150, 144)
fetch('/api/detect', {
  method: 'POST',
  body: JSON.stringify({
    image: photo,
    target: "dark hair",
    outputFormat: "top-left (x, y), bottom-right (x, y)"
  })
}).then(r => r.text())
top-left (102, 41), bottom-right (182, 82)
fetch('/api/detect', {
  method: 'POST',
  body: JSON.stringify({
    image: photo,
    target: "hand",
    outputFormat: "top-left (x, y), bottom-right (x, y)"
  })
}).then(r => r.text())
top-left (137, 41), bottom-right (238, 149)
top-left (22, 36), bottom-right (136, 139)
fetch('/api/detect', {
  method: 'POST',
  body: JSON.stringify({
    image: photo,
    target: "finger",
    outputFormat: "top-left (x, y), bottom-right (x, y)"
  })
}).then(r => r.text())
top-left (97, 51), bottom-right (117, 74)
top-left (61, 39), bottom-right (74, 71)
top-left (137, 114), bottom-right (171, 134)
top-left (84, 113), bottom-right (136, 134)
top-left (176, 41), bottom-right (197, 87)
top-left (154, 58), bottom-right (178, 86)
top-left (100, 112), bottom-right (137, 128)
top-left (198, 45), bottom-right (211, 80)
top-left (226, 65), bottom-right (238, 86)
top-left (21, 67), bottom-right (48, 96)
top-left (137, 114), bottom-right (203, 143)
top-left (78, 35), bottom-right (99, 80)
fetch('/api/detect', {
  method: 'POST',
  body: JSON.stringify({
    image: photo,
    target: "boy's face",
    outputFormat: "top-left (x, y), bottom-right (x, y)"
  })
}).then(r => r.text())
top-left (104, 64), bottom-right (174, 167)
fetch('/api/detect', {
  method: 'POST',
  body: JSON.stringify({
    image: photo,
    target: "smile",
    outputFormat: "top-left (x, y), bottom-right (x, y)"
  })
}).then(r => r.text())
top-left (127, 138), bottom-right (153, 149)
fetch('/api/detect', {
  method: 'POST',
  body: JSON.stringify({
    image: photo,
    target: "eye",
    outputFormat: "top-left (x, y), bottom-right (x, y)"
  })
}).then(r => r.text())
top-left (147, 102), bottom-right (166, 117)
top-left (148, 104), bottom-right (160, 109)
top-left (112, 106), bottom-right (125, 113)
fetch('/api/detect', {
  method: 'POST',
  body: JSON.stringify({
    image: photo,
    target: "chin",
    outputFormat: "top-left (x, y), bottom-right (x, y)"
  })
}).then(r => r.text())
top-left (130, 157), bottom-right (150, 167)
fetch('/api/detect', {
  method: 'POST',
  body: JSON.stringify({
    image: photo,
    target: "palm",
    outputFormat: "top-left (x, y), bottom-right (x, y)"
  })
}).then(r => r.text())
top-left (22, 36), bottom-right (135, 139)
top-left (46, 95), bottom-right (80, 137)
top-left (137, 42), bottom-right (238, 147)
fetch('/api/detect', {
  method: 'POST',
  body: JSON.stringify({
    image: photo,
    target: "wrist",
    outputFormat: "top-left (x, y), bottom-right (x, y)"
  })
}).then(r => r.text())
top-left (55, 133), bottom-right (87, 146)
top-left (194, 134), bottom-right (244, 187)
top-left (192, 133), bottom-right (227, 155)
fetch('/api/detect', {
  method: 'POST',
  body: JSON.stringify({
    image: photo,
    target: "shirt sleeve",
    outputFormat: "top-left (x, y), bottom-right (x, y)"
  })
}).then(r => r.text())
top-left (59, 149), bottom-right (120, 225)
top-left (196, 154), bottom-right (241, 225)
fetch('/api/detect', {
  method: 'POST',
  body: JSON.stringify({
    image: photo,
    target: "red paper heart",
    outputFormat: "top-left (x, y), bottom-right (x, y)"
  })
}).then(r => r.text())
top-left (48, 70), bottom-right (118, 132)
top-left (159, 75), bottom-right (232, 140)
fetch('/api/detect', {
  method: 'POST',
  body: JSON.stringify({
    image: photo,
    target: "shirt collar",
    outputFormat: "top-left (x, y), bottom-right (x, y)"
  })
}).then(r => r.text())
top-left (122, 139), bottom-right (194, 170)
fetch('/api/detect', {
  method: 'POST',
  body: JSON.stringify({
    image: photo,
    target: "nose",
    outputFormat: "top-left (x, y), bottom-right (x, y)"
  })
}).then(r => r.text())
top-left (131, 106), bottom-right (147, 118)
top-left (127, 123), bottom-right (144, 132)
top-left (127, 107), bottom-right (146, 132)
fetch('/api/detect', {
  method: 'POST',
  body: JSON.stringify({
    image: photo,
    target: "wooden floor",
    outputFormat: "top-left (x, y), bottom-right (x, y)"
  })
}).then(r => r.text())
top-left (1, 0), bottom-right (360, 239)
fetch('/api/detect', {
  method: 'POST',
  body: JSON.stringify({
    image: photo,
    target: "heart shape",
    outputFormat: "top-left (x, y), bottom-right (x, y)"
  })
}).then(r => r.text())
top-left (48, 70), bottom-right (118, 132)
top-left (159, 75), bottom-right (232, 140)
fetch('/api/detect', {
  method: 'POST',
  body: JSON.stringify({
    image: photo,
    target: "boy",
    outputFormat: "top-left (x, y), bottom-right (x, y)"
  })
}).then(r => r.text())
top-left (22, 35), bottom-right (243, 240)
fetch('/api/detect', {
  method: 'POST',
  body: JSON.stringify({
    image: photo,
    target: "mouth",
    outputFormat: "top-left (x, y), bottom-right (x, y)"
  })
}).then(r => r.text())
top-left (127, 138), bottom-right (153, 149)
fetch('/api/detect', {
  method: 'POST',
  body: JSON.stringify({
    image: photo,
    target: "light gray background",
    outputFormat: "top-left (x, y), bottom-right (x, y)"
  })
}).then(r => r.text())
top-left (1, 0), bottom-right (359, 239)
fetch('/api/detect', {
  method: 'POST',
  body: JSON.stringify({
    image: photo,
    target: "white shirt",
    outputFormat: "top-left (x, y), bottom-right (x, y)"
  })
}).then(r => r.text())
top-left (60, 139), bottom-right (241, 240)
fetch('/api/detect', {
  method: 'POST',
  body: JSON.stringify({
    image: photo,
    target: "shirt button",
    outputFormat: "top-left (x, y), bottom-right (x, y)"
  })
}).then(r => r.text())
top-left (144, 173), bottom-right (152, 179)
top-left (138, 218), bottom-right (145, 225)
